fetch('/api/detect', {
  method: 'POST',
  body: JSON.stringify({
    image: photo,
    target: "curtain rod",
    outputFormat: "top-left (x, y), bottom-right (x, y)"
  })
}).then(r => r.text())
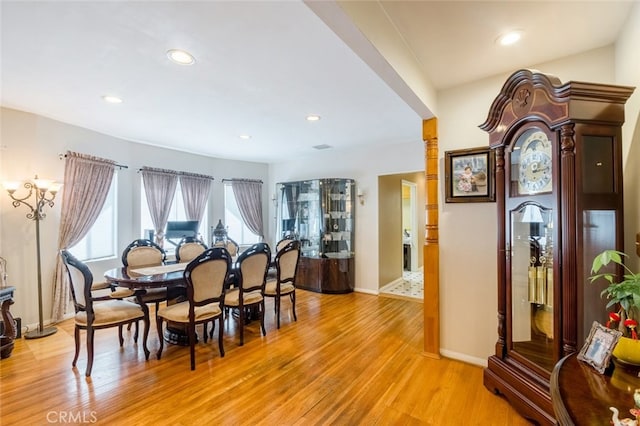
top-left (59, 153), bottom-right (128, 169)
top-left (222, 178), bottom-right (263, 184)
top-left (137, 167), bottom-right (214, 180)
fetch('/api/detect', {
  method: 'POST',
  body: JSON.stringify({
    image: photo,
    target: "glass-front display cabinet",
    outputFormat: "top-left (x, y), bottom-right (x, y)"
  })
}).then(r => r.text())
top-left (276, 178), bottom-right (355, 293)
top-left (480, 69), bottom-right (633, 425)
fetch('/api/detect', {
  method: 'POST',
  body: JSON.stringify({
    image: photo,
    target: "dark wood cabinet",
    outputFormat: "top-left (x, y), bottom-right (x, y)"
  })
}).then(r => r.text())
top-left (0, 286), bottom-right (17, 359)
top-left (479, 69), bottom-right (634, 424)
top-left (296, 256), bottom-right (354, 294)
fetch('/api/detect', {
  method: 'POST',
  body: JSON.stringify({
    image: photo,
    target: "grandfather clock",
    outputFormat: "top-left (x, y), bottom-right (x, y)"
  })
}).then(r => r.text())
top-left (480, 69), bottom-right (634, 424)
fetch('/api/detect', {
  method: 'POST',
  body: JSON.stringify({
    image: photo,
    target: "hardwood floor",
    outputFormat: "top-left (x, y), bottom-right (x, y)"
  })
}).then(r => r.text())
top-left (0, 290), bottom-right (531, 425)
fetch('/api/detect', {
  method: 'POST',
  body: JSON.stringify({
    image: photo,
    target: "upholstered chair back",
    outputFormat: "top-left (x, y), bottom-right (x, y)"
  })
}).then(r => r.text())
top-left (122, 239), bottom-right (166, 267)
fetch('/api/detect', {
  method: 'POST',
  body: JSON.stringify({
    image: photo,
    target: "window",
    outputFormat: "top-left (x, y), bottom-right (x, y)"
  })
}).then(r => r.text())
top-left (140, 181), bottom-right (208, 249)
top-left (224, 184), bottom-right (259, 245)
top-left (69, 174), bottom-right (117, 261)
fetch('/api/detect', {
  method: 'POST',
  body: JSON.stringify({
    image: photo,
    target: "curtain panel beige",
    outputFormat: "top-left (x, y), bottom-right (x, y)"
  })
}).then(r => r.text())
top-left (179, 172), bottom-right (213, 224)
top-left (52, 151), bottom-right (116, 321)
top-left (230, 179), bottom-right (264, 240)
top-left (141, 167), bottom-right (178, 247)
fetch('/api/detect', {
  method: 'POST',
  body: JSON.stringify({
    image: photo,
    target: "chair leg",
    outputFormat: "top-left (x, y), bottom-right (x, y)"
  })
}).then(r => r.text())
top-left (86, 327), bottom-right (95, 377)
top-left (72, 326), bottom-right (80, 367)
top-left (118, 325), bottom-right (124, 346)
top-left (133, 321), bottom-right (139, 342)
top-left (276, 295), bottom-right (281, 329)
top-left (291, 291), bottom-right (297, 321)
top-left (239, 305), bottom-right (244, 346)
top-left (189, 322), bottom-right (196, 371)
top-left (156, 316), bottom-right (164, 360)
top-left (141, 309), bottom-right (150, 361)
top-left (259, 300), bottom-right (266, 337)
top-left (218, 314), bottom-right (225, 357)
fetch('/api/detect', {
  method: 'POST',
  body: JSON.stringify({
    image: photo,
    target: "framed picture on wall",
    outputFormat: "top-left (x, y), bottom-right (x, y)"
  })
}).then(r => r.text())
top-left (444, 146), bottom-right (495, 203)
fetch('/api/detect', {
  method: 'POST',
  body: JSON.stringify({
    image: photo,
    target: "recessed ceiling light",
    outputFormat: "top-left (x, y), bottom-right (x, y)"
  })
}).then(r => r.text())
top-left (497, 31), bottom-right (523, 46)
top-left (102, 95), bottom-right (123, 104)
top-left (239, 134), bottom-right (251, 140)
top-left (306, 114), bottom-right (321, 122)
top-left (167, 49), bottom-right (195, 65)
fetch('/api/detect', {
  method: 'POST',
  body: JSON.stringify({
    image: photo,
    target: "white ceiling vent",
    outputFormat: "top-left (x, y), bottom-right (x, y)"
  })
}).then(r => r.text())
top-left (312, 144), bottom-right (332, 150)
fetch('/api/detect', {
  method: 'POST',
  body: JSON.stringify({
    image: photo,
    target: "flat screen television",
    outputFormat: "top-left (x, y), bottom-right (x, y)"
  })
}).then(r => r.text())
top-left (165, 221), bottom-right (200, 239)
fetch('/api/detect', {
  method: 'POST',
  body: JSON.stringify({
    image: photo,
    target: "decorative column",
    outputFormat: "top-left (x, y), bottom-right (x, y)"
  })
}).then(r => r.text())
top-left (423, 117), bottom-right (440, 358)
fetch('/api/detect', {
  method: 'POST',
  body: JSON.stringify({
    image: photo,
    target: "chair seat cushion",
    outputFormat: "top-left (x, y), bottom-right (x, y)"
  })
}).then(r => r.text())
top-left (224, 288), bottom-right (263, 306)
top-left (157, 301), bottom-right (221, 323)
top-left (75, 300), bottom-right (144, 326)
top-left (264, 280), bottom-right (295, 296)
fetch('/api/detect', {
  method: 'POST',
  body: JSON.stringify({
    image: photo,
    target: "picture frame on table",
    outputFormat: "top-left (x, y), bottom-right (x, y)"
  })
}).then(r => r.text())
top-left (577, 321), bottom-right (622, 374)
top-left (444, 146), bottom-right (495, 203)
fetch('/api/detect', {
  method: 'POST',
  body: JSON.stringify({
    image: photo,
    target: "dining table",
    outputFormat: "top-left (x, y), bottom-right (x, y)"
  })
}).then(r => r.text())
top-left (104, 263), bottom-right (190, 345)
top-left (104, 254), bottom-right (272, 344)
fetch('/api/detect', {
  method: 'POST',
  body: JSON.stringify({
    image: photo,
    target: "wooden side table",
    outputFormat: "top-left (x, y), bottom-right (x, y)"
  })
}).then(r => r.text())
top-left (551, 353), bottom-right (640, 425)
top-left (0, 286), bottom-right (17, 359)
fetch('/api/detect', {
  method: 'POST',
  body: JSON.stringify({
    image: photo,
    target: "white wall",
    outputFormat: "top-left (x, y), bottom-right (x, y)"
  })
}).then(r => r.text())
top-left (0, 107), bottom-right (269, 329)
top-left (615, 3), bottom-right (640, 271)
top-left (269, 140), bottom-right (425, 294)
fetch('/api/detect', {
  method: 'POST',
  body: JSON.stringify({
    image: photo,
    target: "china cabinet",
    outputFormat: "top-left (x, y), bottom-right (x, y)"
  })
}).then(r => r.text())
top-left (479, 69), bottom-right (634, 424)
top-left (275, 178), bottom-right (355, 293)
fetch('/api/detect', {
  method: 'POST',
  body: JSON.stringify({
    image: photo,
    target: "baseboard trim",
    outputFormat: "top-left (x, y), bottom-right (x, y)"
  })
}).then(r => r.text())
top-left (354, 287), bottom-right (378, 295)
top-left (440, 349), bottom-right (488, 367)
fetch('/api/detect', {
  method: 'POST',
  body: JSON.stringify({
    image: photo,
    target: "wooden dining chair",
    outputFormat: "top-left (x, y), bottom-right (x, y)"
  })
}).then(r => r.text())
top-left (60, 250), bottom-right (150, 376)
top-left (275, 237), bottom-right (295, 253)
top-left (264, 240), bottom-right (301, 329)
top-left (267, 237), bottom-right (296, 280)
top-left (224, 242), bottom-right (271, 346)
top-left (175, 236), bottom-right (208, 263)
top-left (155, 247), bottom-right (231, 370)
top-left (122, 238), bottom-right (168, 311)
top-left (213, 237), bottom-right (240, 257)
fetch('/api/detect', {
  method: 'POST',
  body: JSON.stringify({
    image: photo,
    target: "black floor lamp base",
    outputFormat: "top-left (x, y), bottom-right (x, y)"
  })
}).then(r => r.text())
top-left (24, 326), bottom-right (57, 339)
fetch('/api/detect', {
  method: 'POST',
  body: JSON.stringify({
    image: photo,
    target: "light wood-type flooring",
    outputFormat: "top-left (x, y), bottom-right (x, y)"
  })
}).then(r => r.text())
top-left (0, 290), bottom-right (531, 425)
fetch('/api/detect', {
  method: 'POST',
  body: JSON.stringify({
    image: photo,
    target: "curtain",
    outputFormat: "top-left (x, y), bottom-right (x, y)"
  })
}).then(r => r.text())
top-left (141, 167), bottom-right (178, 247)
top-left (52, 151), bottom-right (116, 321)
top-left (231, 179), bottom-right (264, 240)
top-left (179, 172), bottom-right (213, 224)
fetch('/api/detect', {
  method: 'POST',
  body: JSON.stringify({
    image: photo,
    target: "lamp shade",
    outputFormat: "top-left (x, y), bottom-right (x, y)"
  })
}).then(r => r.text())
top-left (522, 204), bottom-right (544, 223)
top-left (49, 182), bottom-right (63, 194)
top-left (2, 181), bottom-right (20, 193)
top-left (32, 177), bottom-right (53, 191)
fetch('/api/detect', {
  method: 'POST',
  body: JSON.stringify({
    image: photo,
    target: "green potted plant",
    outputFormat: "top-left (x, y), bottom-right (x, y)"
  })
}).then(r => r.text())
top-left (590, 249), bottom-right (640, 365)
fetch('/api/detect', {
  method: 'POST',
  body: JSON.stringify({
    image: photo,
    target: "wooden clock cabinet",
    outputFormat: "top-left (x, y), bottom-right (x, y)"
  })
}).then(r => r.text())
top-left (479, 69), bottom-right (634, 424)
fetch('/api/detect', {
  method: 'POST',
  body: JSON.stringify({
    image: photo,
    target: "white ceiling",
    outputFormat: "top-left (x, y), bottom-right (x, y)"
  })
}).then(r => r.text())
top-left (0, 1), bottom-right (634, 163)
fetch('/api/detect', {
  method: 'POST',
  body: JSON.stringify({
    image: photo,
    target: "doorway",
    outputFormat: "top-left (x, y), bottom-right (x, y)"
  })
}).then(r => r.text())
top-left (402, 180), bottom-right (418, 271)
top-left (377, 171), bottom-right (425, 300)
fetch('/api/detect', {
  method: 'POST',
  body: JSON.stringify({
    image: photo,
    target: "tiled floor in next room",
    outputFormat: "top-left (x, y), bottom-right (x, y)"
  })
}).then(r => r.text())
top-left (379, 269), bottom-right (423, 301)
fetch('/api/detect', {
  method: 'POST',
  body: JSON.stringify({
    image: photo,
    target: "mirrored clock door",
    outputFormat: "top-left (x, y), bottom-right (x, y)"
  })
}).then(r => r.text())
top-left (510, 202), bottom-right (555, 371)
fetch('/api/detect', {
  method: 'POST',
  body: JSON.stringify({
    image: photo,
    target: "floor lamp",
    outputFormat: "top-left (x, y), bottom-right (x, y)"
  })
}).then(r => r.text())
top-left (3, 176), bottom-right (62, 339)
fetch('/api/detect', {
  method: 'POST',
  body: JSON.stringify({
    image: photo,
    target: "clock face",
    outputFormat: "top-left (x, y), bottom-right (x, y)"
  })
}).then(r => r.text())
top-left (517, 130), bottom-right (552, 195)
